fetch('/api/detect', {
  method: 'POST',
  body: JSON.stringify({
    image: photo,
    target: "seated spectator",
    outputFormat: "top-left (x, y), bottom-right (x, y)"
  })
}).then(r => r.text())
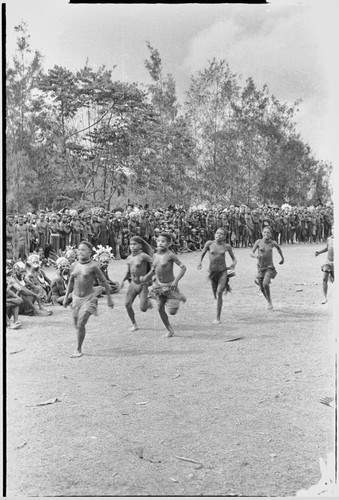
top-left (7, 262), bottom-right (52, 316)
top-left (25, 253), bottom-right (52, 304)
top-left (6, 267), bottom-right (23, 329)
top-left (93, 245), bottom-right (120, 295)
top-left (50, 257), bottom-right (72, 305)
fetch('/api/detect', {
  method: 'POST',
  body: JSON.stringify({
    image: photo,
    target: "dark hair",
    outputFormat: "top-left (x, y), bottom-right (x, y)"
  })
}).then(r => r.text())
top-left (79, 240), bottom-right (93, 252)
top-left (159, 232), bottom-right (171, 242)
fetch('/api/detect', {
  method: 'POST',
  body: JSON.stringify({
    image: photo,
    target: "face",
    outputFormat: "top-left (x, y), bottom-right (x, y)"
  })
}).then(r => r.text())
top-left (29, 255), bottom-right (40, 270)
top-left (215, 229), bottom-right (225, 241)
top-left (14, 263), bottom-right (25, 279)
top-left (78, 243), bottom-right (91, 262)
top-left (130, 240), bottom-right (142, 255)
top-left (262, 227), bottom-right (272, 240)
top-left (39, 214), bottom-right (45, 221)
top-left (157, 236), bottom-right (170, 251)
top-left (99, 256), bottom-right (110, 269)
top-left (18, 217), bottom-right (24, 225)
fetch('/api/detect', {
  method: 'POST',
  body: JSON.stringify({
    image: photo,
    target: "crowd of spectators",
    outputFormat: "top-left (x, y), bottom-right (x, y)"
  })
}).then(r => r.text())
top-left (6, 203), bottom-right (334, 263)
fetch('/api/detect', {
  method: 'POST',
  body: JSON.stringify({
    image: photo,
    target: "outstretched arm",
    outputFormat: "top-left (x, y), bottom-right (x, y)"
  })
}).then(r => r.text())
top-left (197, 241), bottom-right (211, 269)
top-left (315, 244), bottom-right (328, 257)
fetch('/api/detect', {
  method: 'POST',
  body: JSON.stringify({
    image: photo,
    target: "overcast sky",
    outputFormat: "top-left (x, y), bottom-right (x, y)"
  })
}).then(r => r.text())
top-left (5, 0), bottom-right (339, 166)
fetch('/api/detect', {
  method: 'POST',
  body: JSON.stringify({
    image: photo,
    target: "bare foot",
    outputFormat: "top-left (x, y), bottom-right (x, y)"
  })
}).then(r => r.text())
top-left (180, 293), bottom-right (187, 303)
top-left (212, 319), bottom-right (221, 325)
top-left (71, 350), bottom-right (83, 358)
top-left (321, 298), bottom-right (328, 304)
top-left (129, 324), bottom-right (139, 332)
top-left (166, 328), bottom-right (174, 338)
top-left (147, 301), bottom-right (153, 310)
top-left (267, 302), bottom-right (274, 310)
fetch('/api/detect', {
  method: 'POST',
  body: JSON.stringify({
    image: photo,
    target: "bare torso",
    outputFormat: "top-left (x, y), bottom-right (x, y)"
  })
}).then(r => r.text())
top-left (208, 241), bottom-right (231, 272)
top-left (71, 261), bottom-right (102, 297)
top-left (127, 252), bottom-right (153, 284)
top-left (153, 251), bottom-right (176, 283)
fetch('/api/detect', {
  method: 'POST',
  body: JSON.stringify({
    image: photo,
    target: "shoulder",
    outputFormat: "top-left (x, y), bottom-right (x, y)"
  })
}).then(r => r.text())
top-left (141, 252), bottom-right (153, 262)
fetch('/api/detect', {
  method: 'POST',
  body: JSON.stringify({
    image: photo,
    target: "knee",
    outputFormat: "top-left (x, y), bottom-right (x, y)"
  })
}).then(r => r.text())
top-left (168, 307), bottom-right (178, 316)
top-left (140, 304), bottom-right (148, 312)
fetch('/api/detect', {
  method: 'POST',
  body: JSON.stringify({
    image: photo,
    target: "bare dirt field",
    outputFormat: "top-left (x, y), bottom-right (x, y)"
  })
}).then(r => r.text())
top-left (5, 244), bottom-right (335, 497)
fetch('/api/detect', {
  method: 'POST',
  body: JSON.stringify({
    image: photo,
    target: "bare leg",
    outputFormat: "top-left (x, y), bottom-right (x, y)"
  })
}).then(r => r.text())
top-left (158, 296), bottom-right (174, 337)
top-left (322, 272), bottom-right (329, 304)
top-left (71, 312), bottom-right (91, 358)
top-left (139, 285), bottom-right (152, 312)
top-left (125, 285), bottom-right (139, 331)
top-left (213, 273), bottom-right (227, 324)
top-left (263, 276), bottom-right (273, 310)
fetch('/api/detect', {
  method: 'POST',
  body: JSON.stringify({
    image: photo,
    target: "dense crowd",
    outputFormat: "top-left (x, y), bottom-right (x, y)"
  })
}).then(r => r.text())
top-left (6, 203), bottom-right (334, 263)
top-left (5, 202), bottom-right (334, 336)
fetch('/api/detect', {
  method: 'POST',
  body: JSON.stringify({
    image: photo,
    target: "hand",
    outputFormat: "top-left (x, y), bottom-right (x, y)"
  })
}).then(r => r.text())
top-left (197, 263), bottom-right (202, 270)
top-left (63, 297), bottom-right (68, 308)
top-left (120, 281), bottom-right (124, 289)
top-left (108, 298), bottom-right (114, 309)
top-left (170, 281), bottom-right (178, 291)
top-left (250, 253), bottom-right (256, 259)
top-left (279, 258), bottom-right (284, 265)
top-left (139, 276), bottom-right (145, 283)
top-left (315, 251), bottom-right (319, 257)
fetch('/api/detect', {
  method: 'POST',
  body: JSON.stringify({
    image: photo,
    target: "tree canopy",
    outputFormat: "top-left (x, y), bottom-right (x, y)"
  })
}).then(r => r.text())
top-left (6, 24), bottom-right (332, 213)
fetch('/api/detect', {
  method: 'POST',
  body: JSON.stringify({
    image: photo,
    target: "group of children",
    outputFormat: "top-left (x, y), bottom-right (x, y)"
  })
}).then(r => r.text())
top-left (6, 224), bottom-right (334, 358)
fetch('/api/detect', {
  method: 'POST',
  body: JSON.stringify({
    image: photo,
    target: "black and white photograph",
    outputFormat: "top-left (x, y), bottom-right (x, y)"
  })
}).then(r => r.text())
top-left (4, 0), bottom-right (338, 497)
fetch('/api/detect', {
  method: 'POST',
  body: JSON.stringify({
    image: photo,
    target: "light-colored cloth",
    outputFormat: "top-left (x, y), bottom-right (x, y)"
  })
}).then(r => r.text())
top-left (148, 280), bottom-right (186, 308)
top-left (72, 292), bottom-right (98, 322)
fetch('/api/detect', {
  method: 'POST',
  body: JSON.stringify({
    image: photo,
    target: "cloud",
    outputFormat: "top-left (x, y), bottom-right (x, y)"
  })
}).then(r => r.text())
top-left (181, 3), bottom-right (337, 160)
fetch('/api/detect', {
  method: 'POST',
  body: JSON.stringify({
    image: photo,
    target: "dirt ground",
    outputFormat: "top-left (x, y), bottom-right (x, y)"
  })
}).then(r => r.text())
top-left (5, 243), bottom-right (335, 497)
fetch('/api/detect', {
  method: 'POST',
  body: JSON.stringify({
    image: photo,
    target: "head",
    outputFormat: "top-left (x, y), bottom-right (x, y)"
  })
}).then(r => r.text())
top-left (13, 261), bottom-right (26, 280)
top-left (214, 228), bottom-right (226, 242)
top-left (39, 212), bottom-right (45, 221)
top-left (77, 241), bottom-right (93, 263)
top-left (130, 236), bottom-right (143, 255)
top-left (65, 248), bottom-right (77, 265)
top-left (56, 257), bottom-right (70, 277)
top-left (262, 226), bottom-right (273, 241)
top-left (157, 233), bottom-right (171, 251)
top-left (26, 253), bottom-right (41, 270)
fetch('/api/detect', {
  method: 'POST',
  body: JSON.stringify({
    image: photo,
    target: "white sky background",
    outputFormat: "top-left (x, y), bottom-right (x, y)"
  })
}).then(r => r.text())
top-left (4, 0), bottom-right (339, 168)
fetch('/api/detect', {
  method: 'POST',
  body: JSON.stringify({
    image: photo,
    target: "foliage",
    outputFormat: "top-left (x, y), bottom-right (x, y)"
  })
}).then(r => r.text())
top-left (6, 27), bottom-right (332, 212)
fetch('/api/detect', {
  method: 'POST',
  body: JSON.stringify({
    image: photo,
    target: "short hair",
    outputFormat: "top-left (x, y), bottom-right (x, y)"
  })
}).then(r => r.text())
top-left (159, 232), bottom-right (172, 242)
top-left (79, 240), bottom-right (93, 252)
